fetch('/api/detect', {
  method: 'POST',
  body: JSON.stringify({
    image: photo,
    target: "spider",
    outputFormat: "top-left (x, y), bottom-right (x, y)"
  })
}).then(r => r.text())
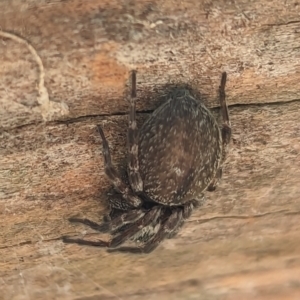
top-left (63, 71), bottom-right (231, 253)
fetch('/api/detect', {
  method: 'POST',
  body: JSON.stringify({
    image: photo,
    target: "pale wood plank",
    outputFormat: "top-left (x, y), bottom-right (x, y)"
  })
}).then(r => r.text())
top-left (1, 0), bottom-right (300, 299)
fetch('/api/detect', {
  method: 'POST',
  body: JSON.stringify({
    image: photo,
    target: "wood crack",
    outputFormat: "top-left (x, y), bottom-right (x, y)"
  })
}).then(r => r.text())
top-left (189, 209), bottom-right (300, 224)
top-left (2, 98), bottom-right (300, 133)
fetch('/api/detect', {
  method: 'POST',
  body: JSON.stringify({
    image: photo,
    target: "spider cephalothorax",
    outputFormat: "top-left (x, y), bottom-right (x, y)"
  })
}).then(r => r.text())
top-left (63, 71), bottom-right (231, 253)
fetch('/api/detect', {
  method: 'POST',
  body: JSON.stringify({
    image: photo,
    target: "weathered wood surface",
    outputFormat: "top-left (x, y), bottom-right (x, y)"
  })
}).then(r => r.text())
top-left (1, 0), bottom-right (300, 299)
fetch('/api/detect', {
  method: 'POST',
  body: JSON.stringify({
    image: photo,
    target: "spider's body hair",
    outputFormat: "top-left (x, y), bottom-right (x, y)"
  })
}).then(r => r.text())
top-left (138, 89), bottom-right (222, 206)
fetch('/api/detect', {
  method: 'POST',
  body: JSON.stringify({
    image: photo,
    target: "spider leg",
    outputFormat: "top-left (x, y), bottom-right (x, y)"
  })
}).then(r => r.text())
top-left (208, 72), bottom-right (231, 191)
top-left (68, 217), bottom-right (110, 232)
top-left (127, 70), bottom-right (143, 193)
top-left (181, 198), bottom-right (202, 218)
top-left (109, 206), bottom-right (162, 248)
top-left (62, 236), bottom-right (109, 247)
top-left (110, 209), bottom-right (146, 233)
top-left (141, 204), bottom-right (192, 253)
top-left (112, 199), bottom-right (201, 254)
top-left (112, 208), bottom-right (182, 254)
top-left (219, 72), bottom-right (231, 160)
top-left (207, 168), bottom-right (222, 192)
top-left (107, 192), bottom-right (141, 210)
top-left (64, 200), bottom-right (201, 252)
top-left (166, 198), bottom-right (204, 239)
top-left (97, 125), bottom-right (142, 208)
top-left (63, 209), bottom-right (146, 248)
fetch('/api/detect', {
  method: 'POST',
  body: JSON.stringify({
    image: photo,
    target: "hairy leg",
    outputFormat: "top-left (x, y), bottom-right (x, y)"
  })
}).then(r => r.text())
top-left (219, 72), bottom-right (231, 161)
top-left (62, 236), bottom-right (109, 247)
top-left (97, 125), bottom-right (142, 208)
top-left (127, 70), bottom-right (143, 192)
top-left (63, 207), bottom-right (160, 249)
top-left (110, 209), bottom-right (146, 233)
top-left (208, 72), bottom-right (231, 191)
top-left (109, 206), bottom-right (162, 248)
top-left (112, 199), bottom-right (201, 253)
top-left (67, 217), bottom-right (110, 232)
top-left (111, 208), bottom-right (182, 254)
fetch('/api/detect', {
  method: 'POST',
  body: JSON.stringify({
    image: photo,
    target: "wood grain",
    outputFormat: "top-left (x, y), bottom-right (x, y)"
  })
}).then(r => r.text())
top-left (1, 0), bottom-right (300, 299)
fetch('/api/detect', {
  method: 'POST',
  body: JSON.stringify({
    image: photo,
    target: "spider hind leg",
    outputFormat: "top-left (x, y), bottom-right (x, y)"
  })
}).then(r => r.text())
top-left (208, 72), bottom-right (231, 191)
top-left (127, 70), bottom-right (144, 193)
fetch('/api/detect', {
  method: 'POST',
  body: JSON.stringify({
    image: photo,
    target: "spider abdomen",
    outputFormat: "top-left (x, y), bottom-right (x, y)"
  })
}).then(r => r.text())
top-left (138, 90), bottom-right (222, 206)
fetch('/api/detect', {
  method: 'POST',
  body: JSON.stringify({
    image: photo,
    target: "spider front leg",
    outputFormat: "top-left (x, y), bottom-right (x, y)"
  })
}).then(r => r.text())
top-left (113, 199), bottom-right (202, 254)
top-left (97, 125), bottom-right (142, 209)
top-left (208, 72), bottom-right (231, 191)
top-left (62, 236), bottom-right (109, 247)
top-left (108, 206), bottom-right (162, 248)
top-left (67, 217), bottom-right (110, 232)
top-left (127, 70), bottom-right (143, 193)
top-left (63, 207), bottom-right (161, 249)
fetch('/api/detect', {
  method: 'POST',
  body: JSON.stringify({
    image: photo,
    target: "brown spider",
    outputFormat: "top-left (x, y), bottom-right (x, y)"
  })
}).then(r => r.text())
top-left (63, 71), bottom-right (231, 253)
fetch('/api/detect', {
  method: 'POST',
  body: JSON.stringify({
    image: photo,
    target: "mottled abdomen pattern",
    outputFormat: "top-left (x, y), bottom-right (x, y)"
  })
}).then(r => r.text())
top-left (138, 89), bottom-right (222, 205)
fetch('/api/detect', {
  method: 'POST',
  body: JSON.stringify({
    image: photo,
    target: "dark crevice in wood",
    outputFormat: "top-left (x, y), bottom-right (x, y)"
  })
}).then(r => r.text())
top-left (264, 20), bottom-right (300, 26)
top-left (2, 97), bottom-right (299, 133)
top-left (228, 97), bottom-right (300, 108)
top-left (189, 209), bottom-right (300, 225)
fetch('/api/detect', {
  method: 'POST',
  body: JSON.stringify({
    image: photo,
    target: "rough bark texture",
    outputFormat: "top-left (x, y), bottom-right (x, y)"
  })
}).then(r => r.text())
top-left (0, 0), bottom-right (300, 299)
